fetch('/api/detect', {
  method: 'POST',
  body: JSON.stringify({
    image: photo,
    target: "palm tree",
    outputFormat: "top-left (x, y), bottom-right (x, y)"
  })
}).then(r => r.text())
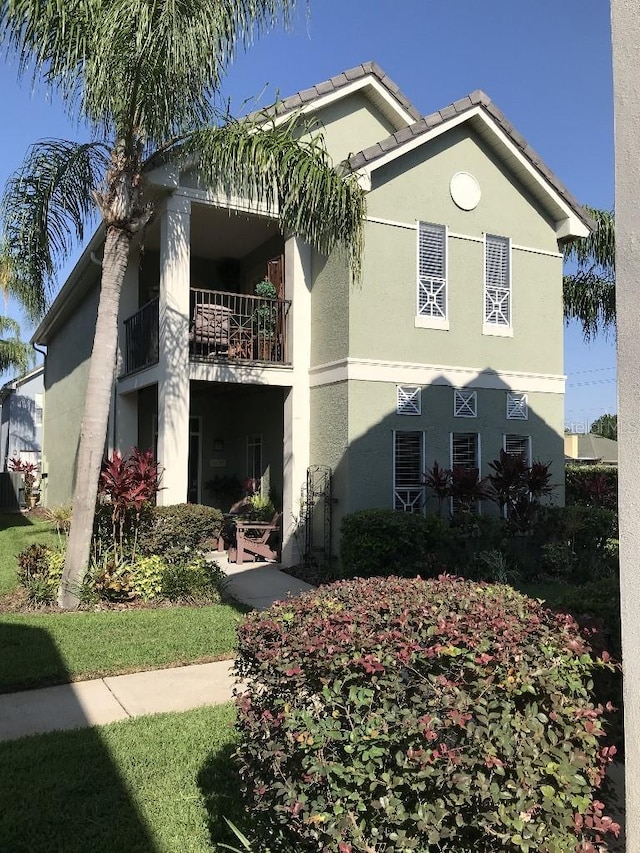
top-left (0, 248), bottom-right (35, 376)
top-left (1, 0), bottom-right (366, 609)
top-left (563, 206), bottom-right (615, 340)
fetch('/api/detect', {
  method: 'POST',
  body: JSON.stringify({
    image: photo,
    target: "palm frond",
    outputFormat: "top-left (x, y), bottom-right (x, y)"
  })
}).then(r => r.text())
top-left (2, 139), bottom-right (110, 319)
top-left (178, 116), bottom-right (366, 278)
top-left (0, 315), bottom-right (33, 374)
top-left (563, 206), bottom-right (616, 340)
top-left (2, 0), bottom-right (302, 147)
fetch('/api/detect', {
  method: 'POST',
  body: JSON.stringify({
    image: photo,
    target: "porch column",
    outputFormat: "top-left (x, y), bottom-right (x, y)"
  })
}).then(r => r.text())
top-left (157, 196), bottom-right (191, 505)
top-left (282, 237), bottom-right (312, 564)
top-left (110, 248), bottom-right (140, 456)
top-left (611, 1), bottom-right (640, 846)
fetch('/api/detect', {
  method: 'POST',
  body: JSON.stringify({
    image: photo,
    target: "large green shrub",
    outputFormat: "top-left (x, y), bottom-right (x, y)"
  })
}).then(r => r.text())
top-left (138, 504), bottom-right (224, 563)
top-left (565, 465), bottom-right (617, 510)
top-left (160, 554), bottom-right (225, 603)
top-left (235, 576), bottom-right (619, 853)
top-left (339, 509), bottom-right (449, 579)
top-left (531, 506), bottom-right (618, 582)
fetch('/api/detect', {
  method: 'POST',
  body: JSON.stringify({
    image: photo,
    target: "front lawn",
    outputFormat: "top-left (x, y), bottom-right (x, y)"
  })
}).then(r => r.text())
top-left (0, 703), bottom-right (242, 853)
top-left (0, 604), bottom-right (243, 692)
top-left (0, 512), bottom-right (59, 595)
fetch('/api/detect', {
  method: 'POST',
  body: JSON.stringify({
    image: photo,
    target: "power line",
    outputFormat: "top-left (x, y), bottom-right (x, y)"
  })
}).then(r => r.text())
top-left (567, 366), bottom-right (617, 376)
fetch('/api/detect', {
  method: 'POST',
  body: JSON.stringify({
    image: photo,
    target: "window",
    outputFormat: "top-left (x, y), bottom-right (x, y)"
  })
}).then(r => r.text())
top-left (34, 393), bottom-right (43, 427)
top-left (451, 432), bottom-right (479, 470)
top-left (416, 222), bottom-right (448, 329)
top-left (506, 392), bottom-right (528, 420)
top-left (454, 389), bottom-right (477, 418)
top-left (393, 431), bottom-right (424, 513)
top-left (504, 434), bottom-right (531, 465)
top-left (484, 234), bottom-right (511, 332)
top-left (396, 385), bottom-right (421, 415)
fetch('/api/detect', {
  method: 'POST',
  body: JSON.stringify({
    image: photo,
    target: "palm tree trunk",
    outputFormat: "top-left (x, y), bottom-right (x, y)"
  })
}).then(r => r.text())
top-left (58, 226), bottom-right (131, 609)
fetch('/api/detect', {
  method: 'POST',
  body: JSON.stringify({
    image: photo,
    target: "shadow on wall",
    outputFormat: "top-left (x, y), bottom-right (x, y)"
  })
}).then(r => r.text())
top-left (314, 366), bottom-right (563, 560)
top-left (0, 622), bottom-right (156, 853)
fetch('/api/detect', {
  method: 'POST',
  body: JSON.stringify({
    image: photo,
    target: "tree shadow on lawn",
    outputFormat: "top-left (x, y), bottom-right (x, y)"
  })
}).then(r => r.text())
top-left (0, 511), bottom-right (32, 530)
top-left (0, 622), bottom-right (156, 853)
top-left (198, 741), bottom-right (254, 849)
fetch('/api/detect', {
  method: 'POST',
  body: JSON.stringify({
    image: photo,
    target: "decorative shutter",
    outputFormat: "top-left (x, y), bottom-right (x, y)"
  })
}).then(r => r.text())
top-left (394, 431), bottom-right (424, 513)
top-left (504, 434), bottom-right (531, 464)
top-left (418, 222), bottom-right (447, 318)
top-left (484, 235), bottom-right (511, 325)
top-left (397, 385), bottom-right (421, 415)
top-left (454, 390), bottom-right (477, 418)
top-left (451, 433), bottom-right (479, 469)
top-left (506, 392), bottom-right (528, 420)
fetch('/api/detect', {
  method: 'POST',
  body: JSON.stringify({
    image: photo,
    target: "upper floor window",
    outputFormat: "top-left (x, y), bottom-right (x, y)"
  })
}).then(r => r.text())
top-left (506, 392), bottom-right (528, 420)
top-left (416, 222), bottom-right (449, 330)
top-left (396, 385), bottom-right (421, 416)
top-left (483, 234), bottom-right (512, 335)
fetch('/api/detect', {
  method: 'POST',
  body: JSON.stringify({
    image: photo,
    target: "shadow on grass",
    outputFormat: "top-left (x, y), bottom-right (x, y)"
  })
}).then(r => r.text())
top-left (0, 511), bottom-right (32, 530)
top-left (198, 741), bottom-right (248, 848)
top-left (0, 622), bottom-right (156, 853)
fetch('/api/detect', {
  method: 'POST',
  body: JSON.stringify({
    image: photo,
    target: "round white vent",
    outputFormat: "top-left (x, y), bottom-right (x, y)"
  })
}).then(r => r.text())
top-left (450, 172), bottom-right (481, 211)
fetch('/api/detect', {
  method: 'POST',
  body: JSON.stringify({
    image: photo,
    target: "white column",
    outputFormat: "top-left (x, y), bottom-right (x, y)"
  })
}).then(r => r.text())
top-left (157, 196), bottom-right (191, 505)
top-left (611, 2), bottom-right (640, 846)
top-left (282, 237), bottom-right (312, 564)
top-left (110, 247), bottom-right (140, 456)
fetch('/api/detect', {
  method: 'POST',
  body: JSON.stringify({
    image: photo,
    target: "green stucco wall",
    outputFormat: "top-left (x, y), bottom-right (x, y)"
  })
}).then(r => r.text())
top-left (42, 283), bottom-right (99, 506)
top-left (310, 382), bottom-right (349, 547)
top-left (310, 249), bottom-right (350, 367)
top-left (345, 379), bottom-right (564, 514)
top-left (309, 91), bottom-right (398, 166)
top-left (349, 125), bottom-right (564, 375)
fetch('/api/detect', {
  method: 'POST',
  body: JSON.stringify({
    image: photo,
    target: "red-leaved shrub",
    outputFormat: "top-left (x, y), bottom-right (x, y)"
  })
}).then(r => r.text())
top-left (235, 576), bottom-right (619, 853)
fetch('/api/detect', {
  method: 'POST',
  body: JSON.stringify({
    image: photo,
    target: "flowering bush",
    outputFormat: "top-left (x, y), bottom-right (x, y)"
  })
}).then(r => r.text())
top-left (235, 576), bottom-right (619, 853)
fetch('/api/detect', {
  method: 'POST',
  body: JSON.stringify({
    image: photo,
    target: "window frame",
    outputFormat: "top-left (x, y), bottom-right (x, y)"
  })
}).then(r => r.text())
top-left (415, 221), bottom-right (449, 330)
top-left (450, 431), bottom-right (482, 516)
top-left (506, 391), bottom-right (529, 420)
top-left (393, 429), bottom-right (425, 514)
top-left (503, 433), bottom-right (532, 466)
top-left (483, 233), bottom-right (513, 337)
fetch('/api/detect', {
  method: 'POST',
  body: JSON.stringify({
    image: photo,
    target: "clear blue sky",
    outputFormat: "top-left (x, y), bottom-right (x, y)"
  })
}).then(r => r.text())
top-left (0, 0), bottom-right (616, 426)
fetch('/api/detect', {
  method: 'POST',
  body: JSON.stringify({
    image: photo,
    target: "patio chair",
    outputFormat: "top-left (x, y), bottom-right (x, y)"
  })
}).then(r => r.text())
top-left (227, 513), bottom-right (282, 564)
top-left (189, 303), bottom-right (232, 356)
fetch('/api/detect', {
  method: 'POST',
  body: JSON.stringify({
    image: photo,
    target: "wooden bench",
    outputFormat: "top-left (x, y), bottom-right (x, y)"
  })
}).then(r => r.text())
top-left (227, 513), bottom-right (282, 564)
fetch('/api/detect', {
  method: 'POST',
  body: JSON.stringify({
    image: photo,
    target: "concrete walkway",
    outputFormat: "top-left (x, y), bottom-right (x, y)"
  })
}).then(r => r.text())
top-left (0, 560), bottom-right (313, 743)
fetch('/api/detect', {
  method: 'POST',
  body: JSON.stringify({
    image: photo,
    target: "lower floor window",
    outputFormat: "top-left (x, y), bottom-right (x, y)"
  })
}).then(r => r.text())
top-left (451, 432), bottom-right (480, 515)
top-left (504, 434), bottom-right (531, 465)
top-left (393, 430), bottom-right (424, 513)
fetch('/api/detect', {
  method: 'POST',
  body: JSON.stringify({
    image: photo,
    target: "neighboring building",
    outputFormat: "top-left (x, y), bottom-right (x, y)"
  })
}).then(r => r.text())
top-left (0, 365), bottom-right (44, 470)
top-left (32, 62), bottom-right (592, 561)
top-left (565, 433), bottom-right (618, 466)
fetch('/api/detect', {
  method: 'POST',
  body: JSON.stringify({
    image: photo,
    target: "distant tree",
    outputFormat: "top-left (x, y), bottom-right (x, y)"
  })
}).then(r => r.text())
top-left (563, 207), bottom-right (615, 340)
top-left (590, 413), bottom-right (617, 441)
top-left (0, 249), bottom-right (34, 376)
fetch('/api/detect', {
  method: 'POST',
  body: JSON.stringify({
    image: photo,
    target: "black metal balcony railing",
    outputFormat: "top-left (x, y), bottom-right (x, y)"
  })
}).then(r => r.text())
top-left (123, 297), bottom-right (159, 375)
top-left (122, 289), bottom-right (291, 377)
top-left (189, 287), bottom-right (291, 365)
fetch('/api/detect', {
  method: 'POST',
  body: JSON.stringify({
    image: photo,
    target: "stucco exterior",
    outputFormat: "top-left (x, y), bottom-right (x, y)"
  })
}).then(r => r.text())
top-left (0, 366), bottom-right (45, 470)
top-left (34, 62), bottom-right (588, 565)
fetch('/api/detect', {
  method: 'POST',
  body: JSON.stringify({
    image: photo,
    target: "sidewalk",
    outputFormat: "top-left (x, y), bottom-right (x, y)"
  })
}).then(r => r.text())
top-left (0, 559), bottom-right (313, 743)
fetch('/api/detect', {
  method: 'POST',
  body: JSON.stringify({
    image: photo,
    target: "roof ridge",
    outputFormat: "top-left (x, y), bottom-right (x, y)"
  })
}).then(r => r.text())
top-left (348, 91), bottom-right (594, 231)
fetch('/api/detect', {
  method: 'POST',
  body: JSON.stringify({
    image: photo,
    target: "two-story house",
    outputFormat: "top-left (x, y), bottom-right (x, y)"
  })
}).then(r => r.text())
top-left (32, 62), bottom-right (591, 563)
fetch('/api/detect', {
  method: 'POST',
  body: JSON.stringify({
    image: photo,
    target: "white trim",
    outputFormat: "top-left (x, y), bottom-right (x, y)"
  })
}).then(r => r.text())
top-left (482, 323), bottom-right (514, 338)
top-left (309, 357), bottom-right (565, 394)
top-left (172, 186), bottom-right (278, 219)
top-left (414, 316), bottom-right (450, 330)
top-left (367, 215), bottom-right (417, 231)
top-left (369, 219), bottom-right (564, 258)
top-left (188, 361), bottom-right (294, 387)
top-left (270, 77), bottom-right (417, 132)
top-left (359, 106), bottom-right (590, 238)
top-left (396, 385), bottom-right (422, 415)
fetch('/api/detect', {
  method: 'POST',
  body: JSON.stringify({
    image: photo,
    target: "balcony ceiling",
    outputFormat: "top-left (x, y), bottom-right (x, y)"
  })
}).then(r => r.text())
top-left (144, 202), bottom-right (279, 259)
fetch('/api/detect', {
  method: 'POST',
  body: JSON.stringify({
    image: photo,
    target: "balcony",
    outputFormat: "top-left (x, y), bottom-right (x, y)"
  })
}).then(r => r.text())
top-left (122, 289), bottom-right (291, 377)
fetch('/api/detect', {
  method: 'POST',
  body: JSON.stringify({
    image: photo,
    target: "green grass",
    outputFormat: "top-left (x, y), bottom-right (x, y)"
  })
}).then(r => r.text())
top-left (0, 512), bottom-right (60, 595)
top-left (0, 604), bottom-right (243, 692)
top-left (0, 703), bottom-right (244, 853)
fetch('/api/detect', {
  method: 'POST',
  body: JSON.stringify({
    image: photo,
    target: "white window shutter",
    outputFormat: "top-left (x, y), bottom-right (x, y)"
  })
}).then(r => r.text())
top-left (506, 392), bottom-right (528, 420)
top-left (454, 389), bottom-right (477, 418)
top-left (417, 222), bottom-right (447, 319)
top-left (484, 235), bottom-right (511, 326)
top-left (397, 385), bottom-right (421, 415)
